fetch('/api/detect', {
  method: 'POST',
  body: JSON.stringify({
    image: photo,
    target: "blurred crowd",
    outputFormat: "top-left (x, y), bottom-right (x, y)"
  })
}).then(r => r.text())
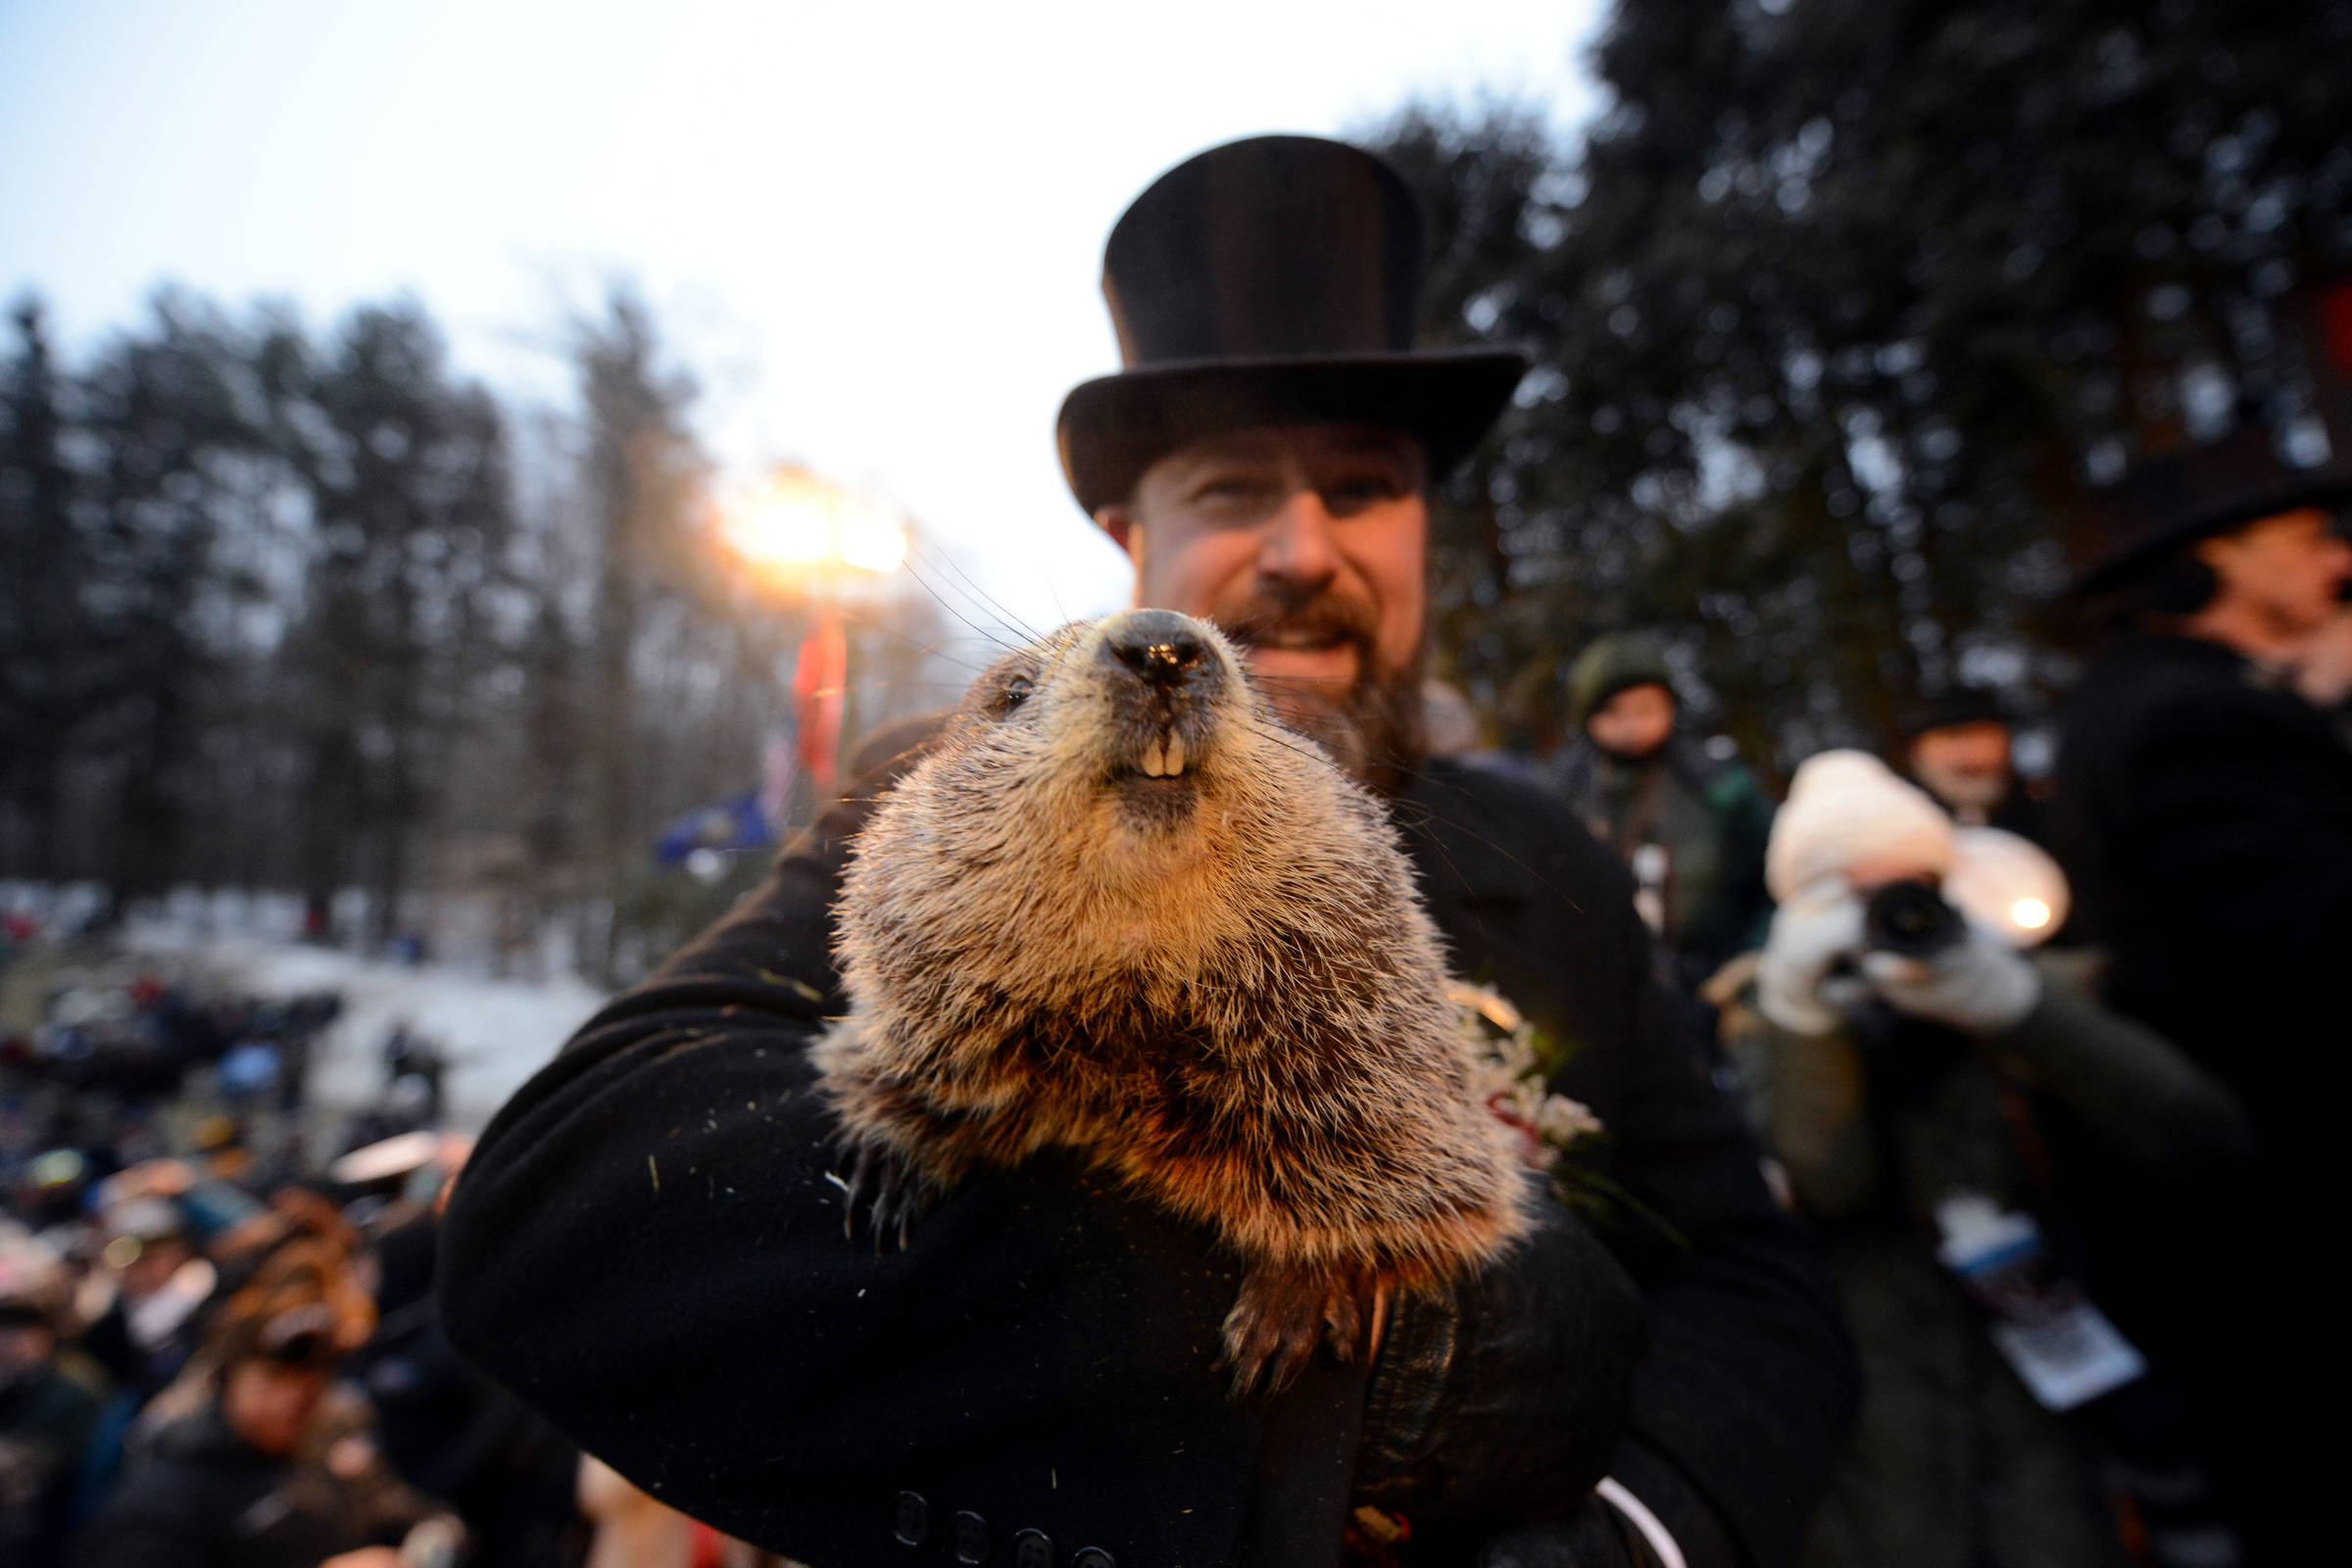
top-left (0, 955), bottom-right (800, 1568)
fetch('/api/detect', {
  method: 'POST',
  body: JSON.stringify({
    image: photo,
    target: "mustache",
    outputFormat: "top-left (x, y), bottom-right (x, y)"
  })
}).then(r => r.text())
top-left (1209, 593), bottom-right (1382, 663)
top-left (1195, 589), bottom-right (1428, 796)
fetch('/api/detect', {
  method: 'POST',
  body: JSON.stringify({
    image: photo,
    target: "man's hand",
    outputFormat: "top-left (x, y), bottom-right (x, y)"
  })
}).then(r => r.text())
top-left (1352, 1191), bottom-right (1642, 1523)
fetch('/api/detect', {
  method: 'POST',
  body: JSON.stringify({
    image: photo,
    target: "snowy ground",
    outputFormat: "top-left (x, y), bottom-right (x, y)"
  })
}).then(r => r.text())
top-left (119, 927), bottom-right (608, 1132)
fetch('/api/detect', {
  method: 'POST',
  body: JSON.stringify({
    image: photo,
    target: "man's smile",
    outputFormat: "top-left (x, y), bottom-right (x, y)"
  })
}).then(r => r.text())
top-left (1241, 639), bottom-right (1361, 686)
top-left (1216, 600), bottom-right (1382, 691)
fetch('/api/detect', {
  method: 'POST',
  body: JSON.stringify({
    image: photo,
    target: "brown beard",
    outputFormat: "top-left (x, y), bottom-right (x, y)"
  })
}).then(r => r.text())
top-left (1207, 592), bottom-right (1428, 797)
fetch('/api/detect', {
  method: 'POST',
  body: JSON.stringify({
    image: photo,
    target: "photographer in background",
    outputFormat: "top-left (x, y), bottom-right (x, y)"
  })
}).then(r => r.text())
top-left (1722, 752), bottom-right (2251, 1568)
top-left (2054, 434), bottom-right (2352, 1559)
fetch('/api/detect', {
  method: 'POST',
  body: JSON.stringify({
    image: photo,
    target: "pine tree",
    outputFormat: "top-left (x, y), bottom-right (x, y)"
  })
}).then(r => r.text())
top-left (73, 293), bottom-right (265, 906)
top-left (1371, 0), bottom-right (2352, 762)
top-left (0, 297), bottom-right (85, 878)
top-left (567, 288), bottom-right (708, 973)
top-left (266, 302), bottom-right (514, 943)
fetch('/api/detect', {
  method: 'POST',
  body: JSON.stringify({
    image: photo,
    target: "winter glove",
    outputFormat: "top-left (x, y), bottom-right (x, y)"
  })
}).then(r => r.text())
top-left (1352, 1190), bottom-right (1643, 1523)
top-left (1753, 884), bottom-right (1868, 1036)
top-left (1859, 919), bottom-right (2040, 1035)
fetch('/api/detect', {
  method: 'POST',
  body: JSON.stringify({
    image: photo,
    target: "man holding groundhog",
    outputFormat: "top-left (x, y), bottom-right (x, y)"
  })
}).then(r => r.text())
top-left (442, 136), bottom-right (1854, 1568)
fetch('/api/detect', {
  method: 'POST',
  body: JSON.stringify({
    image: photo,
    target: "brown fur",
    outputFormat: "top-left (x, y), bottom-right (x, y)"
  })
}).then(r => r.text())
top-left (813, 611), bottom-right (1532, 1393)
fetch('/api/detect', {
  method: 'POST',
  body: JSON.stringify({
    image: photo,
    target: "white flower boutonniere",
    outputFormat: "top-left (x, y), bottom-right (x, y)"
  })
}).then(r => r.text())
top-left (1450, 980), bottom-right (1601, 1175)
top-left (1450, 981), bottom-right (1686, 1245)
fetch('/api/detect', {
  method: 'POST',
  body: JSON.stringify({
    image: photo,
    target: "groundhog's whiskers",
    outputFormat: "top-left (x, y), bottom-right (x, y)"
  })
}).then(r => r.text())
top-left (893, 539), bottom-right (1050, 653)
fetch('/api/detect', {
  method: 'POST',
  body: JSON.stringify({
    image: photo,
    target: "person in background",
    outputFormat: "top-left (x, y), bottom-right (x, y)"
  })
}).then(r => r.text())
top-left (73, 1254), bottom-right (457, 1568)
top-left (1732, 752), bottom-right (2250, 1568)
top-left (3, 1240), bottom-right (103, 1568)
top-left (1422, 678), bottom-right (1483, 760)
top-left (1899, 687), bottom-right (2047, 843)
top-left (77, 1197), bottom-right (209, 1408)
top-left (2053, 429), bottom-right (2352, 1559)
top-left (1547, 633), bottom-right (1777, 989)
top-left (1420, 678), bottom-right (1544, 785)
top-left (2290, 600), bottom-right (2352, 744)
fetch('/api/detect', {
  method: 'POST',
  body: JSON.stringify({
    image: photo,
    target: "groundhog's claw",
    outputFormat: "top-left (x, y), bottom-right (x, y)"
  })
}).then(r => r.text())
top-left (837, 1139), bottom-right (931, 1251)
top-left (1221, 1261), bottom-right (1369, 1398)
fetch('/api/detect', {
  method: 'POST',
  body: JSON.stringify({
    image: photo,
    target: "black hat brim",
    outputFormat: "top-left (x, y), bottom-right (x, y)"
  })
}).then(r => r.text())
top-left (1055, 350), bottom-right (1527, 516)
top-left (2072, 467), bottom-right (2352, 598)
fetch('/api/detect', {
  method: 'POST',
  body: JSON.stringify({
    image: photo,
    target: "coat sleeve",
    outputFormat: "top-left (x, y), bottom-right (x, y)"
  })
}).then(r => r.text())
top-left (1992, 964), bottom-right (2255, 1171)
top-left (1592, 955), bottom-right (1860, 1568)
top-left (1734, 1017), bottom-right (1877, 1220)
top-left (435, 781), bottom-right (1353, 1568)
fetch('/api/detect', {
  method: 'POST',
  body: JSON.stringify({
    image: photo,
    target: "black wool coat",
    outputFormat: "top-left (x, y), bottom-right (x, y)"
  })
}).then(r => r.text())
top-left (439, 750), bottom-right (1853, 1568)
top-left (2051, 632), bottom-right (2352, 1121)
top-left (2048, 631), bottom-right (2352, 1555)
top-left (347, 1212), bottom-right (588, 1568)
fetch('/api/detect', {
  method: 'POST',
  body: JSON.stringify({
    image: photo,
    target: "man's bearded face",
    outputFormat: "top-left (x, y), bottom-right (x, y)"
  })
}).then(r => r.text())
top-left (1100, 422), bottom-right (1430, 793)
top-left (1208, 582), bottom-right (1427, 791)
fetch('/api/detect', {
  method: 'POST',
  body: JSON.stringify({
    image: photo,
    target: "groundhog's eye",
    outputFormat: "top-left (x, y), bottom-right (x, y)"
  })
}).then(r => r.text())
top-left (997, 675), bottom-right (1034, 715)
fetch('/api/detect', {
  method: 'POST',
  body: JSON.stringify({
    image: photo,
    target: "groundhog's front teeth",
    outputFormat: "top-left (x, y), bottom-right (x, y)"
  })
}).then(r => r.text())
top-left (1141, 731), bottom-right (1189, 777)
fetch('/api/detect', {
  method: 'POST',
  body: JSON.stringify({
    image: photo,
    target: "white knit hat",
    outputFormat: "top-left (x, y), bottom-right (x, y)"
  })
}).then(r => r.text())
top-left (1766, 750), bottom-right (1956, 903)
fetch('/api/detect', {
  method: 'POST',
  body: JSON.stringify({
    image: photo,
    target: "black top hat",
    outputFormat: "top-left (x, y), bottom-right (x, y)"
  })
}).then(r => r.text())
top-left (2072, 427), bottom-right (2352, 597)
top-left (1901, 685), bottom-right (2009, 741)
top-left (1056, 135), bottom-right (1527, 515)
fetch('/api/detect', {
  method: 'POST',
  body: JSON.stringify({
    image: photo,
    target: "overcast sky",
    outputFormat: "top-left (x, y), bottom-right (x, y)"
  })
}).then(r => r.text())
top-left (0, 0), bottom-right (1605, 631)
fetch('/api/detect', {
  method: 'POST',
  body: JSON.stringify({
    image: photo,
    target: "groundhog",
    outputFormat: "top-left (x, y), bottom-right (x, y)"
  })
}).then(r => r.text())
top-left (813, 608), bottom-right (1533, 1395)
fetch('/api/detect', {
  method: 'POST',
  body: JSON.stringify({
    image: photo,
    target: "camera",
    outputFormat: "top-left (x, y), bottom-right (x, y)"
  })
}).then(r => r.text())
top-left (1863, 878), bottom-right (1966, 957)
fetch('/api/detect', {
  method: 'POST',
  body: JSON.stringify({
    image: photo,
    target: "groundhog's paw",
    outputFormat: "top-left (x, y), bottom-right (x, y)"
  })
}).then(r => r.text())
top-left (1221, 1260), bottom-right (1369, 1398)
top-left (833, 1136), bottom-right (936, 1251)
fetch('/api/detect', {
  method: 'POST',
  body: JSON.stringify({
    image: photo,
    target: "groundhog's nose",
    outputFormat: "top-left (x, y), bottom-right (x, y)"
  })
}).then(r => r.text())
top-left (1104, 611), bottom-right (1208, 689)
